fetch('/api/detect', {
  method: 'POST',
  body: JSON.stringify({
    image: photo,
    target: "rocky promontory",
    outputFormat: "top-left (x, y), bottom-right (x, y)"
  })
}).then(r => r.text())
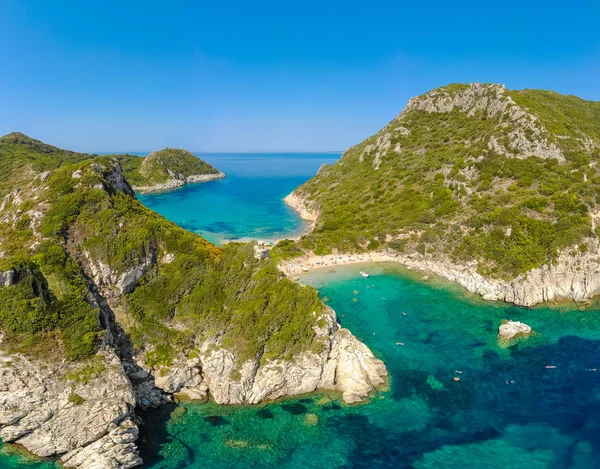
top-left (132, 170), bottom-right (225, 194)
top-left (137, 307), bottom-right (387, 406)
top-left (0, 135), bottom-right (388, 468)
top-left (115, 148), bottom-right (225, 193)
top-left (286, 83), bottom-right (600, 307)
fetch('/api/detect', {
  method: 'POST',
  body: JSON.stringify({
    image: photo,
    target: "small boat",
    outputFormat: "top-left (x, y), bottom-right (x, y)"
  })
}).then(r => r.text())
top-left (302, 268), bottom-right (309, 274)
top-left (360, 271), bottom-right (369, 278)
top-left (396, 342), bottom-right (405, 346)
top-left (353, 290), bottom-right (359, 295)
top-left (545, 365), bottom-right (557, 369)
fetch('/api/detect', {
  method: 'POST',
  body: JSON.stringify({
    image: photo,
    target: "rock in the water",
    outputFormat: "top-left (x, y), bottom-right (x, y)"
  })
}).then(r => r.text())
top-left (498, 321), bottom-right (532, 340)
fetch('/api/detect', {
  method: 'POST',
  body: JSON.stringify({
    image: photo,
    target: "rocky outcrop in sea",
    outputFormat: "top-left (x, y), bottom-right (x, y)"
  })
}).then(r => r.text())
top-left (132, 171), bottom-right (225, 194)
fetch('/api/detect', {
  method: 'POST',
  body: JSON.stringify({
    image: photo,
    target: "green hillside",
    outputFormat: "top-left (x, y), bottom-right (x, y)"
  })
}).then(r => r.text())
top-left (0, 138), bottom-right (322, 364)
top-left (292, 83), bottom-right (600, 279)
top-left (0, 132), bottom-right (92, 197)
top-left (116, 148), bottom-right (221, 188)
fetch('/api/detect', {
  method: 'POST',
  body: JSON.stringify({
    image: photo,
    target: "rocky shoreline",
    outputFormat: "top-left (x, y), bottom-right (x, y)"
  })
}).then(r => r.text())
top-left (0, 161), bottom-right (387, 469)
top-left (0, 303), bottom-right (387, 468)
top-left (284, 190), bottom-right (600, 307)
top-left (0, 344), bottom-right (141, 469)
top-left (133, 171), bottom-right (225, 194)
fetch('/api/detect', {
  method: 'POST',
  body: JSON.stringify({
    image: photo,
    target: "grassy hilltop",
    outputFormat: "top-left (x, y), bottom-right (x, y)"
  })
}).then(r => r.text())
top-left (115, 148), bottom-right (221, 188)
top-left (290, 83), bottom-right (600, 279)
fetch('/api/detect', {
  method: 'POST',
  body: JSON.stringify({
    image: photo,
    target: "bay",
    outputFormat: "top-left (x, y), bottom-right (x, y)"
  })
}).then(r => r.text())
top-left (137, 153), bottom-right (340, 245)
top-left (137, 263), bottom-right (600, 468)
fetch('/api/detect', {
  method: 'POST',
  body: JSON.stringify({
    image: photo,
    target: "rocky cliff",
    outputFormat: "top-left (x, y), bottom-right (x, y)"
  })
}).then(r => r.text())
top-left (287, 83), bottom-right (600, 306)
top-left (0, 343), bottom-right (141, 468)
top-left (136, 306), bottom-right (386, 406)
top-left (0, 138), bottom-right (387, 467)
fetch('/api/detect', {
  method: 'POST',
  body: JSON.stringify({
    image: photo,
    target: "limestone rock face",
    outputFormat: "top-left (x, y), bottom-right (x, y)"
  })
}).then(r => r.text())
top-left (284, 192), bottom-right (320, 229)
top-left (0, 345), bottom-right (140, 469)
top-left (404, 83), bottom-right (563, 161)
top-left (81, 249), bottom-right (156, 298)
top-left (142, 307), bottom-right (387, 405)
top-left (498, 321), bottom-right (532, 340)
top-left (132, 171), bottom-right (225, 194)
top-left (104, 160), bottom-right (135, 197)
top-left (394, 239), bottom-right (600, 307)
top-left (0, 269), bottom-right (15, 287)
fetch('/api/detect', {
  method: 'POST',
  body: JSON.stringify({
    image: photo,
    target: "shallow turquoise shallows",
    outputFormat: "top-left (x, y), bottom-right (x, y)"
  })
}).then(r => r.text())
top-left (131, 263), bottom-right (600, 469)
top-left (137, 153), bottom-right (340, 245)
top-left (5, 153), bottom-right (600, 468)
top-left (5, 264), bottom-right (600, 468)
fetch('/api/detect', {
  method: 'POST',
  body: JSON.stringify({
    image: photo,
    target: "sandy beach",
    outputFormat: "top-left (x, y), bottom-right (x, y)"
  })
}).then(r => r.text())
top-left (280, 251), bottom-right (401, 278)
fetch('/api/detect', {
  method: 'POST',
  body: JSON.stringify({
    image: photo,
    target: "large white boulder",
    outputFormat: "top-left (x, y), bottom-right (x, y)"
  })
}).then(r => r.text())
top-left (498, 321), bottom-right (532, 340)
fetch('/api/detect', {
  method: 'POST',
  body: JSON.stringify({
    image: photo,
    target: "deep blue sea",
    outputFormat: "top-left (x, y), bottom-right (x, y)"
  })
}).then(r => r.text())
top-left (137, 153), bottom-right (340, 245)
top-left (4, 155), bottom-right (600, 468)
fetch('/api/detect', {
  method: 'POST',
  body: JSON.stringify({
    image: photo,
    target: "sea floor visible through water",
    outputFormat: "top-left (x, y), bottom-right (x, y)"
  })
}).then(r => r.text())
top-left (137, 152), bottom-right (339, 245)
top-left (131, 263), bottom-right (600, 469)
top-left (4, 263), bottom-right (600, 468)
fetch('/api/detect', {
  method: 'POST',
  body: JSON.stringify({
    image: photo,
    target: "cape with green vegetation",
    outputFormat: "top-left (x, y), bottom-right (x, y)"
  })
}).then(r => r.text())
top-left (115, 148), bottom-right (224, 193)
top-left (0, 133), bottom-right (386, 469)
top-left (286, 83), bottom-right (600, 306)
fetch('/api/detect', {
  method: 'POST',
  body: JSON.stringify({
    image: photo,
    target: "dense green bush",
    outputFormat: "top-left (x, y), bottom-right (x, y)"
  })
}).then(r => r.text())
top-left (293, 85), bottom-right (600, 279)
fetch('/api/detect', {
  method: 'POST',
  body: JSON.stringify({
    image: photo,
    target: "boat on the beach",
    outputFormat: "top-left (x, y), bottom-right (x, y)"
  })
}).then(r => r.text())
top-left (360, 271), bottom-right (369, 278)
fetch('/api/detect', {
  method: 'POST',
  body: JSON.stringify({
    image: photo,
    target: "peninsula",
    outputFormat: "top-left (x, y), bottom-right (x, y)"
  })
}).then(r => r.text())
top-left (284, 83), bottom-right (600, 306)
top-left (115, 148), bottom-right (225, 193)
top-left (0, 133), bottom-right (386, 468)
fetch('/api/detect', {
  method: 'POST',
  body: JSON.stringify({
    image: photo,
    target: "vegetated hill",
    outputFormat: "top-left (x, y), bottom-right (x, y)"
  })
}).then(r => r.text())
top-left (289, 83), bottom-right (600, 280)
top-left (0, 132), bottom-right (93, 196)
top-left (0, 156), bottom-right (321, 363)
top-left (0, 136), bottom-right (386, 465)
top-left (0, 135), bottom-right (383, 391)
top-left (115, 148), bottom-right (223, 189)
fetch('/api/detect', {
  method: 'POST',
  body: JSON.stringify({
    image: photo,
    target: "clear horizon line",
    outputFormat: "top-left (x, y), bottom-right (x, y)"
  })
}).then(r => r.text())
top-left (95, 150), bottom-right (345, 155)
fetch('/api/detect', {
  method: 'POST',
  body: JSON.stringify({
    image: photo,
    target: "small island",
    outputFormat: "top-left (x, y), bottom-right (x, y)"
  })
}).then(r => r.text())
top-left (115, 148), bottom-right (225, 193)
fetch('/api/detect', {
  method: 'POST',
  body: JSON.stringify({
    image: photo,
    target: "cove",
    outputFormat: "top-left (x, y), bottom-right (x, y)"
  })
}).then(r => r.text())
top-left (137, 153), bottom-right (339, 245)
top-left (136, 263), bottom-right (600, 468)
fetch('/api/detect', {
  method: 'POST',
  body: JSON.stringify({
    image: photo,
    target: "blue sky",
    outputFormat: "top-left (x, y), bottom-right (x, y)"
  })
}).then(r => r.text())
top-left (1, 0), bottom-right (599, 152)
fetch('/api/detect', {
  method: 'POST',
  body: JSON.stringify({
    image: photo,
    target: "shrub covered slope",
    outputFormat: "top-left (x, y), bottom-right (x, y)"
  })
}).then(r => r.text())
top-left (0, 135), bottom-right (322, 364)
top-left (115, 148), bottom-right (221, 188)
top-left (292, 83), bottom-right (600, 279)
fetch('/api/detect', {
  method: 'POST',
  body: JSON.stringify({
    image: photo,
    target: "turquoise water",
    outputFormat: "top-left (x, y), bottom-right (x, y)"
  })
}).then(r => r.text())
top-left (135, 263), bottom-right (600, 469)
top-left (0, 444), bottom-right (56, 469)
top-left (137, 153), bottom-right (339, 245)
top-left (5, 263), bottom-right (600, 467)
top-left (5, 151), bottom-right (600, 467)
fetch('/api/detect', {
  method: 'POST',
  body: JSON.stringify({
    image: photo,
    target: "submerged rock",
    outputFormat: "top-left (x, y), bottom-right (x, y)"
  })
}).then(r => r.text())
top-left (498, 321), bottom-right (532, 340)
